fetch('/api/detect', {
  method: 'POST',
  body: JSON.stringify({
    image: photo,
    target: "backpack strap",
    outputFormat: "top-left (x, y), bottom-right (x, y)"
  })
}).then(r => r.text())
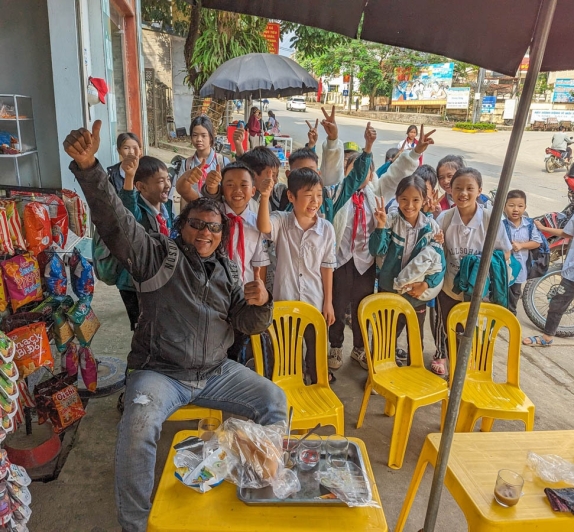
top-left (502, 219), bottom-right (513, 242)
top-left (134, 238), bottom-right (179, 293)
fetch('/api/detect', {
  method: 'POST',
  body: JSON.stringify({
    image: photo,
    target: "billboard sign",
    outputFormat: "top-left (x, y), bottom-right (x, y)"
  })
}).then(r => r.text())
top-left (446, 87), bottom-right (470, 109)
top-left (481, 96), bottom-right (496, 114)
top-left (392, 62), bottom-right (454, 105)
top-left (262, 23), bottom-right (280, 54)
top-left (552, 79), bottom-right (574, 103)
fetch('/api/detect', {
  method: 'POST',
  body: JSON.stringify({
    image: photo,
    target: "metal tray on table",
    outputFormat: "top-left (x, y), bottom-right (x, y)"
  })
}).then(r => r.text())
top-left (237, 440), bottom-right (372, 506)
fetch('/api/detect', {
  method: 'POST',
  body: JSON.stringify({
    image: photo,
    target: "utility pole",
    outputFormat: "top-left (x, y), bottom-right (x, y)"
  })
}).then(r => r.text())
top-left (472, 67), bottom-right (486, 123)
top-left (348, 72), bottom-right (354, 112)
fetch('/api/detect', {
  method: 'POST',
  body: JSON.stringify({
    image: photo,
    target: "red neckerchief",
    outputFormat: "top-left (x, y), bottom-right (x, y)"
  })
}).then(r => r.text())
top-left (156, 213), bottom-right (169, 236)
top-left (351, 191), bottom-right (367, 251)
top-left (227, 212), bottom-right (245, 279)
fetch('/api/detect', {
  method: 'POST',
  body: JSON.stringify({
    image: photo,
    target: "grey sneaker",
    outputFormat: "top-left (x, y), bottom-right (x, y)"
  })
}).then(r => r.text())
top-left (351, 347), bottom-right (369, 370)
top-left (328, 347), bottom-right (343, 370)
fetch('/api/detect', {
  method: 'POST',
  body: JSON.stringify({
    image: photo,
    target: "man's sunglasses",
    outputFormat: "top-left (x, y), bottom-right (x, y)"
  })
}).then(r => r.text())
top-left (186, 217), bottom-right (223, 233)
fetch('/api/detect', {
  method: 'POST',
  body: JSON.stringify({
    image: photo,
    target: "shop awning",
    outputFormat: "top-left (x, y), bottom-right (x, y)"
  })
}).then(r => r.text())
top-left (198, 0), bottom-right (574, 76)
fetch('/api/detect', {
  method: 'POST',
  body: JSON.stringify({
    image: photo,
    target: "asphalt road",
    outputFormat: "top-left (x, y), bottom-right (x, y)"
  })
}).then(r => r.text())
top-left (259, 98), bottom-right (571, 217)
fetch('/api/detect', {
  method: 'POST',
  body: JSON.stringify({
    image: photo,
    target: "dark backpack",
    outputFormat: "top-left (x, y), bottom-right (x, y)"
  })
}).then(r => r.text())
top-left (503, 218), bottom-right (550, 279)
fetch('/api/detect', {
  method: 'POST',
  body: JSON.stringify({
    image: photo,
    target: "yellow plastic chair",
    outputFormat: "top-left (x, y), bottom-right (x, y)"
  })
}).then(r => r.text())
top-left (167, 406), bottom-right (222, 424)
top-left (446, 302), bottom-right (535, 432)
top-left (251, 301), bottom-right (344, 434)
top-left (356, 293), bottom-right (448, 469)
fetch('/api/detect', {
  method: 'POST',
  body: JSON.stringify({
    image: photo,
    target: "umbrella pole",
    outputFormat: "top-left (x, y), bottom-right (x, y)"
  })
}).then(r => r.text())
top-left (422, 1), bottom-right (558, 531)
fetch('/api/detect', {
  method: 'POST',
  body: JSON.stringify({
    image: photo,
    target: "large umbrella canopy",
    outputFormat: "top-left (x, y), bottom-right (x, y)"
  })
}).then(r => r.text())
top-left (199, 0), bottom-right (574, 76)
top-left (199, 53), bottom-right (318, 100)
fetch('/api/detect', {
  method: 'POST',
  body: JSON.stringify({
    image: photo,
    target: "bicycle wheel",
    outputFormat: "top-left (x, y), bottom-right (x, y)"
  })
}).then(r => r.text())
top-left (522, 265), bottom-right (574, 337)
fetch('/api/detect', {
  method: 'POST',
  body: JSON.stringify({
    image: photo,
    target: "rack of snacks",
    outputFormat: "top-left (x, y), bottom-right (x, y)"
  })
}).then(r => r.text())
top-left (0, 95), bottom-right (41, 188)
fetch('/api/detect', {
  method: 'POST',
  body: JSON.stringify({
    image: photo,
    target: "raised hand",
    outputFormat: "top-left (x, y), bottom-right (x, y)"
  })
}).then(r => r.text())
top-left (364, 122), bottom-right (377, 153)
top-left (259, 176), bottom-right (274, 199)
top-left (205, 163), bottom-right (222, 193)
top-left (63, 120), bottom-right (102, 170)
top-left (434, 230), bottom-right (445, 245)
top-left (320, 105), bottom-right (338, 141)
top-left (233, 124), bottom-right (246, 156)
top-left (414, 124), bottom-right (436, 154)
top-left (306, 119), bottom-right (319, 148)
top-left (121, 154), bottom-right (139, 179)
top-left (244, 267), bottom-right (269, 306)
top-left (180, 159), bottom-right (205, 187)
top-left (374, 196), bottom-right (387, 228)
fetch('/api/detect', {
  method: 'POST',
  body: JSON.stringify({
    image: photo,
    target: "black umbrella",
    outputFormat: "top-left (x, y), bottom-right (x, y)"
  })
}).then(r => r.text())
top-left (198, 53), bottom-right (318, 100)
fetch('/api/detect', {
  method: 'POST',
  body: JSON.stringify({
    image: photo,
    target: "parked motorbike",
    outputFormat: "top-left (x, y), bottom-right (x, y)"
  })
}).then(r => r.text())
top-left (544, 147), bottom-right (571, 173)
top-left (522, 181), bottom-right (574, 337)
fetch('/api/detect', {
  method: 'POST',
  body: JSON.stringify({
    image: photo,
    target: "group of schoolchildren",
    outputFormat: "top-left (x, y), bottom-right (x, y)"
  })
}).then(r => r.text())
top-left (105, 111), bottom-right (574, 383)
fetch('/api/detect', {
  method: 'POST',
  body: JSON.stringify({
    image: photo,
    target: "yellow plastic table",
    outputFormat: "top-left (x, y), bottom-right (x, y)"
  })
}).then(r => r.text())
top-left (148, 431), bottom-right (388, 532)
top-left (396, 431), bottom-right (574, 532)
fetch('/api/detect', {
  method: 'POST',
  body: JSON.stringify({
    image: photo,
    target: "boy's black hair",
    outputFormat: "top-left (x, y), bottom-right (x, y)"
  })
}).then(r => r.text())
top-left (190, 115), bottom-right (215, 147)
top-left (288, 147), bottom-right (319, 167)
top-left (174, 197), bottom-right (230, 257)
top-left (238, 146), bottom-right (280, 175)
top-left (287, 168), bottom-right (323, 197)
top-left (437, 154), bottom-right (465, 174)
top-left (134, 156), bottom-right (168, 184)
top-left (450, 167), bottom-right (483, 188)
top-left (413, 164), bottom-right (438, 189)
top-left (221, 161), bottom-right (255, 183)
top-left (116, 132), bottom-right (141, 150)
top-left (385, 147), bottom-right (399, 162)
top-left (506, 189), bottom-right (527, 203)
top-left (395, 174), bottom-right (427, 199)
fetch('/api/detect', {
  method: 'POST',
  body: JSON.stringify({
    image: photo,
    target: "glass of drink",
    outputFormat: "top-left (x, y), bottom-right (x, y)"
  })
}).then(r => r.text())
top-left (297, 438), bottom-right (322, 471)
top-left (198, 417), bottom-right (221, 442)
top-left (326, 435), bottom-right (349, 469)
top-left (494, 469), bottom-right (524, 507)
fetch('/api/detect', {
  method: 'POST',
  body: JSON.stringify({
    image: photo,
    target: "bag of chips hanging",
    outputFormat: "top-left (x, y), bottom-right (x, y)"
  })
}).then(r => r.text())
top-left (68, 249), bottom-right (94, 301)
top-left (73, 308), bottom-right (100, 346)
top-left (23, 202), bottom-right (52, 256)
top-left (62, 189), bottom-right (87, 237)
top-left (7, 322), bottom-right (53, 378)
top-left (0, 208), bottom-right (14, 256)
top-left (0, 254), bottom-right (43, 312)
top-left (34, 372), bottom-right (85, 433)
top-left (44, 252), bottom-right (67, 297)
top-left (42, 194), bottom-right (69, 248)
top-left (0, 200), bottom-right (26, 251)
top-left (61, 342), bottom-right (79, 377)
top-left (0, 274), bottom-right (7, 314)
top-left (79, 346), bottom-right (97, 392)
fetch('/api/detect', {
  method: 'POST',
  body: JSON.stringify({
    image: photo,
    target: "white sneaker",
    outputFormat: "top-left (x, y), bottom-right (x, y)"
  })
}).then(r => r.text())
top-left (351, 348), bottom-right (369, 370)
top-left (328, 347), bottom-right (343, 370)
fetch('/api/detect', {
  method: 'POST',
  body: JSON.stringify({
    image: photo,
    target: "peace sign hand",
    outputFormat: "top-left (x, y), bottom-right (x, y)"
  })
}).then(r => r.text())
top-left (320, 105), bottom-right (338, 141)
top-left (306, 119), bottom-right (319, 148)
top-left (374, 196), bottom-right (387, 228)
top-left (414, 124), bottom-right (436, 154)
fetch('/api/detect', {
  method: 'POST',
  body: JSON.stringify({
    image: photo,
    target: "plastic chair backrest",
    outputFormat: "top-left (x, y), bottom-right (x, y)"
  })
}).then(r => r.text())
top-left (446, 302), bottom-right (521, 386)
top-left (265, 301), bottom-right (330, 387)
top-left (358, 293), bottom-right (425, 373)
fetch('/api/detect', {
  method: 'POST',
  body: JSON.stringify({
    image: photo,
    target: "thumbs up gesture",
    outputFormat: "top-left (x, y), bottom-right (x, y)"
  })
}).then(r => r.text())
top-left (180, 158), bottom-right (205, 187)
top-left (244, 267), bottom-right (269, 306)
top-left (64, 120), bottom-right (102, 170)
top-left (206, 163), bottom-right (222, 194)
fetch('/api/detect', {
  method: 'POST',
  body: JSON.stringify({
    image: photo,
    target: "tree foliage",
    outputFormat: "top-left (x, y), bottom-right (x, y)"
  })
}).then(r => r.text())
top-left (141, 0), bottom-right (191, 37)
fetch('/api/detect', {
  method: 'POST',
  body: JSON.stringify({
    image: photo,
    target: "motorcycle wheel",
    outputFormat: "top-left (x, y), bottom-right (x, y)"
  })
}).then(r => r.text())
top-left (545, 157), bottom-right (555, 173)
top-left (522, 265), bottom-right (574, 337)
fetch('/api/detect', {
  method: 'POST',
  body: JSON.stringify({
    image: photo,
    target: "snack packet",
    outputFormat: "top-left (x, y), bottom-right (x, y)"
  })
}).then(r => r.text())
top-left (68, 249), bottom-right (94, 301)
top-left (43, 252), bottom-right (67, 297)
top-left (79, 346), bottom-right (97, 392)
top-left (66, 298), bottom-right (91, 325)
top-left (0, 333), bottom-right (15, 364)
top-left (0, 209), bottom-right (14, 256)
top-left (61, 189), bottom-right (87, 237)
top-left (53, 308), bottom-right (74, 351)
top-left (61, 342), bottom-right (79, 377)
top-left (0, 273), bottom-right (7, 313)
top-left (23, 202), bottom-right (52, 256)
top-left (73, 309), bottom-right (100, 346)
top-left (0, 200), bottom-right (26, 251)
top-left (174, 447), bottom-right (228, 494)
top-left (7, 322), bottom-right (53, 378)
top-left (34, 372), bottom-right (85, 433)
top-left (0, 254), bottom-right (43, 312)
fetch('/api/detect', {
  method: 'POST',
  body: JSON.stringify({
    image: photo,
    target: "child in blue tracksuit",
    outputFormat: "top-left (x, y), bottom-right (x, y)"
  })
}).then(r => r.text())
top-left (369, 174), bottom-right (446, 346)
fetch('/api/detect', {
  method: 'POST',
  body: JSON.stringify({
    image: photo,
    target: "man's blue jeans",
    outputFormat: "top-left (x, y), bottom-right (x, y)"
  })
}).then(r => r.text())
top-left (115, 359), bottom-right (287, 531)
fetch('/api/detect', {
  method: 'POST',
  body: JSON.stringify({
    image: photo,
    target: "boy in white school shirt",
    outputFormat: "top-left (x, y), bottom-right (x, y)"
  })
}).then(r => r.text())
top-left (257, 168), bottom-right (337, 384)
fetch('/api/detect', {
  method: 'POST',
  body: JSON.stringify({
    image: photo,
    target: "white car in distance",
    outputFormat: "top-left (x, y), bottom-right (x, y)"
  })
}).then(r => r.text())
top-left (286, 96), bottom-right (306, 112)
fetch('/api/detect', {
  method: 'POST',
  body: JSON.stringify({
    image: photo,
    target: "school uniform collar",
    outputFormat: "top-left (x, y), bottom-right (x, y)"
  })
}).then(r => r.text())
top-left (289, 211), bottom-right (324, 235)
top-left (506, 216), bottom-right (529, 229)
top-left (452, 204), bottom-right (484, 229)
top-left (398, 209), bottom-right (428, 230)
top-left (224, 202), bottom-right (251, 221)
top-left (193, 149), bottom-right (216, 167)
top-left (140, 194), bottom-right (169, 220)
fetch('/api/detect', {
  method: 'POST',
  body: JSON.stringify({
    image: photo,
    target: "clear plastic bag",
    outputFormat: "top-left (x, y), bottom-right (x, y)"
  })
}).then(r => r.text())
top-left (525, 451), bottom-right (574, 485)
top-left (217, 418), bottom-right (300, 499)
top-left (316, 461), bottom-right (380, 508)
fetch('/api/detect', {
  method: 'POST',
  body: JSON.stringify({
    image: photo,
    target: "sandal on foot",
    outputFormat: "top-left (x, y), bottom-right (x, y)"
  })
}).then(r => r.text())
top-left (522, 335), bottom-right (553, 347)
top-left (328, 370), bottom-right (337, 384)
top-left (430, 359), bottom-right (446, 376)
